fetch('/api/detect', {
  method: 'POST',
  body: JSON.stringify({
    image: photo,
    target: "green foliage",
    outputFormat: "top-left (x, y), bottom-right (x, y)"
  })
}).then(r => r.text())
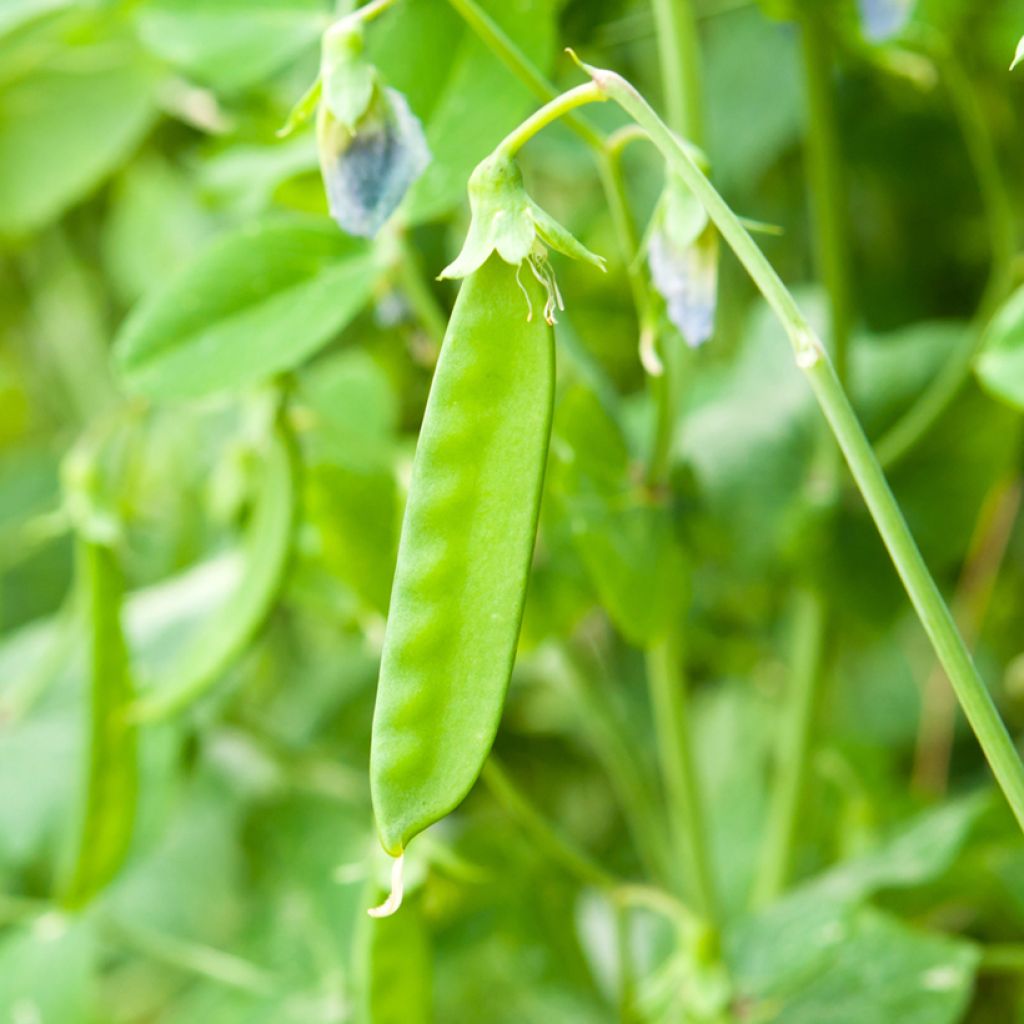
top-left (3, 0), bottom-right (1024, 1021)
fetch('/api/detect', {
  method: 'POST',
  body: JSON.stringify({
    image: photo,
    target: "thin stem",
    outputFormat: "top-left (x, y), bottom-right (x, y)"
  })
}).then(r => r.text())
top-left (755, 5), bottom-right (851, 905)
top-left (482, 757), bottom-right (619, 892)
top-left (349, 0), bottom-right (399, 25)
top-left (754, 589), bottom-right (827, 905)
top-left (587, 65), bottom-right (1024, 834)
top-left (483, 759), bottom-right (699, 936)
top-left (395, 234), bottom-right (448, 345)
top-left (496, 82), bottom-right (605, 157)
top-left (913, 476), bottom-right (1022, 796)
top-left (444, 0), bottom-right (606, 151)
top-left (559, 648), bottom-right (675, 886)
top-left (645, 636), bottom-right (719, 925)
top-left (647, 0), bottom-right (704, 484)
top-left (798, 7), bottom-right (853, 381)
top-left (874, 48), bottom-right (1016, 469)
top-left (650, 0), bottom-right (704, 141)
top-left (100, 914), bottom-right (281, 996)
top-left (804, 357), bottom-right (1024, 833)
top-left (979, 944), bottom-right (1024, 974)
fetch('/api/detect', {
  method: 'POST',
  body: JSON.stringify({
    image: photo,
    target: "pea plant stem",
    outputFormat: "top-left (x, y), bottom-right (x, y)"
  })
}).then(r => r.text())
top-left (757, 7), bottom-right (849, 902)
top-left (797, 7), bottom-right (852, 381)
top-left (754, 590), bottom-right (827, 905)
top-left (583, 66), bottom-right (1024, 834)
top-left (443, 0), bottom-right (606, 151)
top-left (497, 82), bottom-right (605, 158)
top-left (644, 0), bottom-right (722, 935)
top-left (646, 636), bottom-right (719, 924)
top-left (650, 0), bottom-right (704, 141)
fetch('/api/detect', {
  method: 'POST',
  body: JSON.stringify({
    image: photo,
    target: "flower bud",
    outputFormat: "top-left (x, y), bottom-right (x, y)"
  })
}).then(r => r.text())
top-left (647, 179), bottom-right (717, 348)
top-left (313, 17), bottom-right (429, 238)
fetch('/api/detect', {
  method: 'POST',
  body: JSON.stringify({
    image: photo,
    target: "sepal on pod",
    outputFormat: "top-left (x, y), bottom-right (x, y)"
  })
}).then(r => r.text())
top-left (647, 178), bottom-right (718, 349)
top-left (440, 152), bottom-right (605, 324)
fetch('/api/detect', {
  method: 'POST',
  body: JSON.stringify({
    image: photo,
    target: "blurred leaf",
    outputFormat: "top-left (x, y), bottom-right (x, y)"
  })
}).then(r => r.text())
top-left (133, 420), bottom-right (297, 720)
top-left (704, 7), bottom-right (804, 190)
top-left (113, 217), bottom-right (377, 401)
top-left (0, 917), bottom-right (97, 1023)
top-left (135, 0), bottom-right (327, 94)
top-left (738, 905), bottom-right (977, 1024)
top-left (0, 24), bottom-right (158, 237)
top-left (976, 285), bottom-right (1024, 410)
top-left (551, 385), bottom-right (687, 645)
top-left (103, 154), bottom-right (214, 306)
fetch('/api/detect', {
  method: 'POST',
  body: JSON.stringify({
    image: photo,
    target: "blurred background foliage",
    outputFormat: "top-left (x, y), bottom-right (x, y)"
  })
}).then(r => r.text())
top-left (5, 0), bottom-right (1024, 1021)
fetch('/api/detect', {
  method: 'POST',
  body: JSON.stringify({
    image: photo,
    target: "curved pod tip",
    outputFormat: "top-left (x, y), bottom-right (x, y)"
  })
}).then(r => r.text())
top-left (367, 852), bottom-right (405, 918)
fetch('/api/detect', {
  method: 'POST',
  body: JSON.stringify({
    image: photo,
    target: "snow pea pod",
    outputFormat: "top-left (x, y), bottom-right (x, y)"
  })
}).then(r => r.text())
top-left (370, 254), bottom-right (554, 858)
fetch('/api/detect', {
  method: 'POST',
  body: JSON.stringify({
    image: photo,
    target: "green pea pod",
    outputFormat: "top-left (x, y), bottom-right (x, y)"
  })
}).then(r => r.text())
top-left (370, 255), bottom-right (554, 858)
top-left (63, 539), bottom-right (137, 909)
top-left (132, 418), bottom-right (298, 721)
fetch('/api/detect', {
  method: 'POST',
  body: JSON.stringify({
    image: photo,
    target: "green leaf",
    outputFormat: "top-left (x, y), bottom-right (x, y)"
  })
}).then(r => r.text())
top-left (552, 386), bottom-right (687, 645)
top-left (113, 217), bottom-right (377, 401)
top-left (62, 538), bottom-right (138, 908)
top-left (0, 0), bottom-right (73, 39)
top-left (0, 26), bottom-right (158, 237)
top-left (976, 285), bottom-right (1024, 409)
top-left (135, 0), bottom-right (327, 94)
top-left (738, 906), bottom-right (978, 1024)
top-left (133, 419), bottom-right (298, 720)
top-left (0, 918), bottom-right (97, 1023)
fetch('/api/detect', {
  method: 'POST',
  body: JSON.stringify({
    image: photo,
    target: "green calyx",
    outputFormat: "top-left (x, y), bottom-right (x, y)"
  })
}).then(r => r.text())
top-left (440, 152), bottom-right (605, 323)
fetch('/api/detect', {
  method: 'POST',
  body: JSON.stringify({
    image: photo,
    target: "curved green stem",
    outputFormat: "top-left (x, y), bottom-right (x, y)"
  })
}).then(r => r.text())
top-left (586, 65), bottom-right (1024, 835)
top-left (496, 82), bottom-right (604, 157)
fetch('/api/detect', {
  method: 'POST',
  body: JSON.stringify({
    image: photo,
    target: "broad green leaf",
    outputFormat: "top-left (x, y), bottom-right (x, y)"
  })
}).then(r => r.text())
top-left (135, 0), bottom-right (327, 94)
top-left (0, 917), bottom-right (97, 1023)
top-left (62, 538), bottom-right (138, 908)
top-left (732, 798), bottom-right (987, 996)
top-left (704, 7), bottom-right (804, 190)
top-left (307, 464), bottom-right (398, 616)
top-left (133, 421), bottom-right (297, 720)
top-left (113, 217), bottom-right (377, 401)
top-left (0, 0), bottom-right (73, 39)
top-left (0, 26), bottom-right (158, 237)
top-left (551, 386), bottom-right (687, 645)
top-left (103, 154), bottom-right (214, 306)
top-left (976, 285), bottom-right (1024, 409)
top-left (737, 906), bottom-right (977, 1024)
